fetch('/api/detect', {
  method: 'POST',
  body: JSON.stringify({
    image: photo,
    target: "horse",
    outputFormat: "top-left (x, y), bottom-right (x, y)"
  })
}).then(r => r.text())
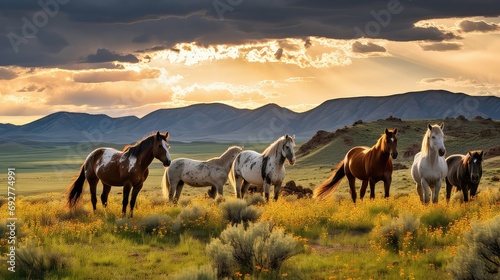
top-left (445, 150), bottom-right (484, 203)
top-left (411, 124), bottom-right (447, 204)
top-left (162, 146), bottom-right (243, 203)
top-left (314, 128), bottom-right (398, 202)
top-left (229, 134), bottom-right (296, 202)
top-left (67, 131), bottom-right (172, 217)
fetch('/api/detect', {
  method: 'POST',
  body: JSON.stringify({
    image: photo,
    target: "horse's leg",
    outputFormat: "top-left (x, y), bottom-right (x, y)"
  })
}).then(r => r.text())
top-left (121, 184), bottom-right (132, 218)
top-left (462, 184), bottom-right (469, 202)
top-left (359, 180), bottom-right (368, 200)
top-left (383, 176), bottom-right (391, 199)
top-left (369, 178), bottom-right (377, 200)
top-left (129, 183), bottom-right (143, 218)
top-left (241, 180), bottom-right (250, 199)
top-left (168, 176), bottom-right (180, 203)
top-left (470, 184), bottom-right (478, 200)
top-left (273, 181), bottom-right (282, 201)
top-left (234, 175), bottom-right (243, 199)
top-left (445, 178), bottom-right (453, 203)
top-left (263, 180), bottom-right (271, 202)
top-left (416, 183), bottom-right (423, 202)
top-left (101, 184), bottom-right (112, 208)
top-left (432, 180), bottom-right (442, 204)
top-left (88, 177), bottom-right (99, 212)
top-left (419, 178), bottom-right (430, 204)
top-left (346, 173), bottom-right (356, 203)
top-left (174, 181), bottom-right (184, 204)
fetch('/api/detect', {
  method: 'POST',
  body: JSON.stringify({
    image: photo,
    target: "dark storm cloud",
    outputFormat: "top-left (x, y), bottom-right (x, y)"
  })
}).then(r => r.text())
top-left (82, 48), bottom-right (139, 63)
top-left (459, 20), bottom-right (499, 32)
top-left (352, 41), bottom-right (386, 53)
top-left (0, 0), bottom-right (498, 67)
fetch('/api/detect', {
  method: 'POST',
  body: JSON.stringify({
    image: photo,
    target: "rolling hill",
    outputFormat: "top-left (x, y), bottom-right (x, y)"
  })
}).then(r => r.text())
top-left (1, 90), bottom-right (499, 143)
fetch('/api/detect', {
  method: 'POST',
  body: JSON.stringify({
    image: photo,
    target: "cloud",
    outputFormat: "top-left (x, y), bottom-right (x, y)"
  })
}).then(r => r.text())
top-left (17, 84), bottom-right (45, 92)
top-left (459, 20), bottom-right (499, 33)
top-left (352, 41), bottom-right (386, 53)
top-left (0, 67), bottom-right (18, 80)
top-left (73, 69), bottom-right (160, 83)
top-left (420, 77), bottom-right (499, 89)
top-left (420, 42), bottom-right (463, 51)
top-left (179, 88), bottom-right (233, 103)
top-left (82, 48), bottom-right (139, 63)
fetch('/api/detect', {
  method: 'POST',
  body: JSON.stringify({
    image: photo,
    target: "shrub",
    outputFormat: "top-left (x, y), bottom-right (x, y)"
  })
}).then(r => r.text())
top-left (173, 205), bottom-right (208, 234)
top-left (16, 246), bottom-right (69, 279)
top-left (245, 193), bottom-right (266, 206)
top-left (448, 216), bottom-right (500, 280)
top-left (138, 213), bottom-right (174, 234)
top-left (220, 199), bottom-right (263, 226)
top-left (420, 208), bottom-right (455, 232)
top-left (206, 222), bottom-right (302, 278)
top-left (372, 212), bottom-right (420, 253)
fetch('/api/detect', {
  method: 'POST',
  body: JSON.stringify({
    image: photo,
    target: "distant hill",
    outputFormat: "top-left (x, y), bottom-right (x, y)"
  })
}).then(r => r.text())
top-left (1, 90), bottom-right (500, 143)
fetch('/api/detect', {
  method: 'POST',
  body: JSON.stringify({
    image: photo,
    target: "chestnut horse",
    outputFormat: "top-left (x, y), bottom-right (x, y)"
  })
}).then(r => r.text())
top-left (445, 150), bottom-right (484, 202)
top-left (67, 131), bottom-right (172, 217)
top-left (314, 128), bottom-right (398, 202)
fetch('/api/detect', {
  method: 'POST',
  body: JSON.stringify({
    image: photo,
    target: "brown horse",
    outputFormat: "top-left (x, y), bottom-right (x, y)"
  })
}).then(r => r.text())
top-left (314, 128), bottom-right (398, 202)
top-left (67, 131), bottom-right (171, 217)
top-left (445, 150), bottom-right (484, 203)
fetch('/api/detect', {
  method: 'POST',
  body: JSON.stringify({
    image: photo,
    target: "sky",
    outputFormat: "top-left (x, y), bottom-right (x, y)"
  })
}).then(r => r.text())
top-left (0, 0), bottom-right (499, 125)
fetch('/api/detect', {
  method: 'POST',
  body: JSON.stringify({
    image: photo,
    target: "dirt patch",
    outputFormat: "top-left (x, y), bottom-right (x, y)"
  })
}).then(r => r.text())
top-left (247, 180), bottom-right (313, 199)
top-left (297, 127), bottom-right (349, 156)
top-left (393, 163), bottom-right (408, 170)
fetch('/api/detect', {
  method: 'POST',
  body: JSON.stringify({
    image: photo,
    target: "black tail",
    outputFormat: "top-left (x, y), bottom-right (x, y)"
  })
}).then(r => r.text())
top-left (314, 160), bottom-right (346, 200)
top-left (67, 164), bottom-right (86, 208)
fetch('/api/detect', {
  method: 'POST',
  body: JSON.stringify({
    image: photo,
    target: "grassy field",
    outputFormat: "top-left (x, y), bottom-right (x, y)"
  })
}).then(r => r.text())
top-left (1, 118), bottom-right (500, 279)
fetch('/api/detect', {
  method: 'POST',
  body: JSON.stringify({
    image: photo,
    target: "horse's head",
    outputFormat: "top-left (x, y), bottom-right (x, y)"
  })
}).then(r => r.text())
top-left (153, 131), bottom-right (172, 167)
top-left (467, 150), bottom-right (484, 184)
top-left (282, 134), bottom-right (296, 165)
top-left (384, 128), bottom-right (398, 159)
top-left (428, 123), bottom-right (446, 157)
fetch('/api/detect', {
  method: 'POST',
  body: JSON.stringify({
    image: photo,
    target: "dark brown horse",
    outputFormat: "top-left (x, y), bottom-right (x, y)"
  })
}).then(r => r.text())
top-left (67, 131), bottom-right (171, 217)
top-left (314, 128), bottom-right (398, 202)
top-left (445, 150), bottom-right (484, 203)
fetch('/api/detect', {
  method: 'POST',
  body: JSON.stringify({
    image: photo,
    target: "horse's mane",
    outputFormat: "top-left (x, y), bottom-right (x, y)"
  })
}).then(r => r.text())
top-left (122, 134), bottom-right (156, 158)
top-left (262, 136), bottom-right (292, 158)
top-left (374, 133), bottom-right (388, 153)
top-left (421, 125), bottom-right (443, 156)
top-left (208, 146), bottom-right (242, 165)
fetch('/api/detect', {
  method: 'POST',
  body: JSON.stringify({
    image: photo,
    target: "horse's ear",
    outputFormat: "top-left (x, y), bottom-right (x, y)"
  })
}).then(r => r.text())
top-left (285, 134), bottom-right (289, 139)
top-left (468, 151), bottom-right (472, 157)
top-left (384, 128), bottom-right (389, 135)
top-left (394, 128), bottom-right (398, 135)
top-left (428, 124), bottom-right (432, 131)
top-left (440, 122), bottom-right (445, 130)
top-left (165, 131), bottom-right (169, 139)
top-left (156, 131), bottom-right (161, 139)
top-left (479, 150), bottom-right (484, 158)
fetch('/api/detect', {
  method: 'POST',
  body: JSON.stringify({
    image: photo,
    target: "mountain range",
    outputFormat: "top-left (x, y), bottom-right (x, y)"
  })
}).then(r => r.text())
top-left (1, 90), bottom-right (500, 144)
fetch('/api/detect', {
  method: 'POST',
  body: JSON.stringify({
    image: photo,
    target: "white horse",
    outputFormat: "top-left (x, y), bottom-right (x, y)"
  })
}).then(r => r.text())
top-left (162, 146), bottom-right (243, 203)
top-left (229, 134), bottom-right (296, 202)
top-left (411, 123), bottom-right (448, 204)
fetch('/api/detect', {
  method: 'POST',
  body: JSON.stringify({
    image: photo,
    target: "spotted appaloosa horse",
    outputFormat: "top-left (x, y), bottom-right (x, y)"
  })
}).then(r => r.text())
top-left (314, 128), bottom-right (398, 202)
top-left (67, 131), bottom-right (171, 217)
top-left (162, 146), bottom-right (243, 203)
top-left (445, 150), bottom-right (484, 202)
top-left (229, 135), bottom-right (296, 202)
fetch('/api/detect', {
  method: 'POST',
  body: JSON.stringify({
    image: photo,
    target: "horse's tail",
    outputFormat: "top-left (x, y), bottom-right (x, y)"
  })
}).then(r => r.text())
top-left (314, 160), bottom-right (346, 200)
top-left (162, 167), bottom-right (170, 199)
top-left (228, 159), bottom-right (237, 190)
top-left (67, 164), bottom-right (86, 208)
